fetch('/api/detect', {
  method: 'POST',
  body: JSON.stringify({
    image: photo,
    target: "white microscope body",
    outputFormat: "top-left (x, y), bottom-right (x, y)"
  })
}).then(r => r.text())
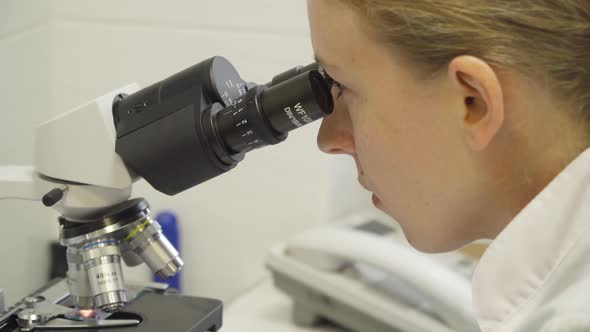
top-left (0, 84), bottom-right (138, 219)
top-left (0, 84), bottom-right (188, 316)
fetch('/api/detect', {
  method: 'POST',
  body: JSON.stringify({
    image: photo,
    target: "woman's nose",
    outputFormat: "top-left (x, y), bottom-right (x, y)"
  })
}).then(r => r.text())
top-left (317, 96), bottom-right (355, 155)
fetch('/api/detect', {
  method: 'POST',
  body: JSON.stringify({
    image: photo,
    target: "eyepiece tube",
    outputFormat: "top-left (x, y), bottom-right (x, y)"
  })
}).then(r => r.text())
top-left (261, 70), bottom-right (333, 134)
top-left (268, 62), bottom-right (320, 87)
top-left (114, 58), bottom-right (335, 195)
top-left (214, 69), bottom-right (333, 155)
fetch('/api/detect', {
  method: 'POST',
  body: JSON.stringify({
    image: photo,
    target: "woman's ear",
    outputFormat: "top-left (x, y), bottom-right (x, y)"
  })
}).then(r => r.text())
top-left (448, 56), bottom-right (505, 151)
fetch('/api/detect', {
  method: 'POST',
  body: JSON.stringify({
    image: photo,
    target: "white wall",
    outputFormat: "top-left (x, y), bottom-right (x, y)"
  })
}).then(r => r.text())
top-left (0, 0), bottom-right (60, 306)
top-left (0, 0), bottom-right (375, 306)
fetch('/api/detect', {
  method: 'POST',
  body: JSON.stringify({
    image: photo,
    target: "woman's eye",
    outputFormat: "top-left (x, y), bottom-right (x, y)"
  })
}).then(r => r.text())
top-left (333, 81), bottom-right (345, 100)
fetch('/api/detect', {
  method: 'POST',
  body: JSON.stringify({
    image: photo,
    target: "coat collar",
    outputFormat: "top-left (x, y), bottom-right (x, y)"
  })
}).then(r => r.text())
top-left (472, 148), bottom-right (590, 331)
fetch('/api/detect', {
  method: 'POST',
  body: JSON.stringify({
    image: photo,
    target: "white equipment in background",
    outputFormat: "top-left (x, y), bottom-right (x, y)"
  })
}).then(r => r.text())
top-left (266, 211), bottom-right (480, 332)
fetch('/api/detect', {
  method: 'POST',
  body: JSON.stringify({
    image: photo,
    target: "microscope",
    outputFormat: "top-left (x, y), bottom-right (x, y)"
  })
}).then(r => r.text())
top-left (0, 57), bottom-right (334, 331)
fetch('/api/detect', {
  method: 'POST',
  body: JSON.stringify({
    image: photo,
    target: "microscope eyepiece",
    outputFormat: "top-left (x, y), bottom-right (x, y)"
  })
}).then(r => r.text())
top-left (214, 69), bottom-right (333, 155)
top-left (262, 69), bottom-right (334, 133)
top-left (113, 57), bottom-right (334, 195)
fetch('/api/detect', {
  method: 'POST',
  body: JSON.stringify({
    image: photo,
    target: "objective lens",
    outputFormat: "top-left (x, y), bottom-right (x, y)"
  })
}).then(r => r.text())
top-left (66, 247), bottom-right (94, 309)
top-left (82, 240), bottom-right (127, 312)
top-left (214, 69), bottom-right (333, 155)
top-left (125, 218), bottom-right (183, 279)
top-left (120, 243), bottom-right (144, 267)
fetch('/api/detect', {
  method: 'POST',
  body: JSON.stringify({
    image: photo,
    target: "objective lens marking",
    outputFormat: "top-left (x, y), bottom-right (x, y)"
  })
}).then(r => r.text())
top-left (82, 240), bottom-right (116, 250)
top-left (124, 219), bottom-right (150, 241)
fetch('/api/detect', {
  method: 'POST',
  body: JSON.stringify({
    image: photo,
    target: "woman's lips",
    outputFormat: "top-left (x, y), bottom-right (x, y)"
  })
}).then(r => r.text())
top-left (372, 193), bottom-right (381, 206)
top-left (358, 177), bottom-right (380, 206)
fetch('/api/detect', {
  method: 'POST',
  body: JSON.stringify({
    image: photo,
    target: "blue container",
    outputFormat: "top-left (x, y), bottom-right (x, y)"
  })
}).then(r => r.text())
top-left (154, 211), bottom-right (181, 291)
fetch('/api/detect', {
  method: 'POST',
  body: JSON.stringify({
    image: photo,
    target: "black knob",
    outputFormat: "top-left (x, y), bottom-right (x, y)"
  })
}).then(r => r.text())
top-left (42, 188), bottom-right (65, 207)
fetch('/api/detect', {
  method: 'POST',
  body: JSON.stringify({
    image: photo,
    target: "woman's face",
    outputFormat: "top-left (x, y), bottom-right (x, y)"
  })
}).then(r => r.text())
top-left (308, 0), bottom-right (507, 252)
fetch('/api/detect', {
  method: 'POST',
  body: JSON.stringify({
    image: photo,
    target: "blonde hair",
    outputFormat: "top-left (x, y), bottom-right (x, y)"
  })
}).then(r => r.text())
top-left (340, 0), bottom-right (590, 117)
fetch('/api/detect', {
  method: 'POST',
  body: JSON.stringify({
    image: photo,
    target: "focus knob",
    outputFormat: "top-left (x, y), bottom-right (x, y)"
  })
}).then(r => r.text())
top-left (42, 186), bottom-right (68, 207)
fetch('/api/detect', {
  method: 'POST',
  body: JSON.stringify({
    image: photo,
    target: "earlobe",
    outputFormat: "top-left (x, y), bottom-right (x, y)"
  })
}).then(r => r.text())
top-left (448, 56), bottom-right (505, 151)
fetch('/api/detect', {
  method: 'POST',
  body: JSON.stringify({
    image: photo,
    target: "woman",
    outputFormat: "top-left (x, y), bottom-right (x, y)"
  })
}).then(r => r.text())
top-left (307, 1), bottom-right (590, 331)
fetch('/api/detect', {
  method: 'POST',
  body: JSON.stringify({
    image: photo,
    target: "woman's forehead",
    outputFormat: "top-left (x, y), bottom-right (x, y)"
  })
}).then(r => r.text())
top-left (308, 0), bottom-right (365, 73)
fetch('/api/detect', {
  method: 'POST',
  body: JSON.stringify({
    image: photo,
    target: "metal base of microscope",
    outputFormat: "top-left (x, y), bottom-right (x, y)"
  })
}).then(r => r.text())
top-left (0, 279), bottom-right (223, 332)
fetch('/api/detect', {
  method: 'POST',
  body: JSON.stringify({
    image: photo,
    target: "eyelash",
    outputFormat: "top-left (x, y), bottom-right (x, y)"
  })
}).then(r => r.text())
top-left (333, 81), bottom-right (345, 100)
top-left (319, 67), bottom-right (345, 100)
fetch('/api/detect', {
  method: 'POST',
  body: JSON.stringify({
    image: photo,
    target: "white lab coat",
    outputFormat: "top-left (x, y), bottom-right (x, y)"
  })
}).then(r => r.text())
top-left (472, 148), bottom-right (590, 332)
